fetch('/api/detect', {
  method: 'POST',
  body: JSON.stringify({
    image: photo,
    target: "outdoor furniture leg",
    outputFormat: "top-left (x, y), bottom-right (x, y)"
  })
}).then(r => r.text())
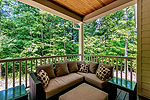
top-left (108, 84), bottom-right (117, 100)
top-left (129, 91), bottom-right (137, 100)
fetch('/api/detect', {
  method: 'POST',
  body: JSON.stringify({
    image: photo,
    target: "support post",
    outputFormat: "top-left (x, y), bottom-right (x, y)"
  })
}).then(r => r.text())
top-left (79, 22), bottom-right (84, 61)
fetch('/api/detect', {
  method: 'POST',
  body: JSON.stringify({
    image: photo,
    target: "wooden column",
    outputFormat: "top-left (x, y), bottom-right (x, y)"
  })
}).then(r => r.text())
top-left (79, 22), bottom-right (84, 61)
top-left (137, 0), bottom-right (150, 99)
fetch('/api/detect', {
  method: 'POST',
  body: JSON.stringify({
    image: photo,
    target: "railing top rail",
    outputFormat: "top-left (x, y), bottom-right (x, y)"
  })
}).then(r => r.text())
top-left (84, 54), bottom-right (136, 59)
top-left (0, 54), bottom-right (136, 63)
top-left (0, 54), bottom-right (81, 63)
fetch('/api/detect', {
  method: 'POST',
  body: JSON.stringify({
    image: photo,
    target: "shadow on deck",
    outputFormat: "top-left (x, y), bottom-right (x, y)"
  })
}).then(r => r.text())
top-left (116, 89), bottom-right (140, 100)
top-left (116, 89), bottom-right (129, 100)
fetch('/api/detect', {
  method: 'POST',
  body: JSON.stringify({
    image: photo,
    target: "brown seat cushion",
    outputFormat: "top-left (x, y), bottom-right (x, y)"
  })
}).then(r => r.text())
top-left (55, 62), bottom-right (69, 76)
top-left (89, 61), bottom-right (99, 74)
top-left (59, 83), bottom-right (108, 100)
top-left (77, 72), bottom-right (108, 89)
top-left (36, 64), bottom-right (55, 78)
top-left (99, 63), bottom-right (113, 78)
top-left (68, 61), bottom-right (78, 72)
top-left (44, 73), bottom-right (84, 99)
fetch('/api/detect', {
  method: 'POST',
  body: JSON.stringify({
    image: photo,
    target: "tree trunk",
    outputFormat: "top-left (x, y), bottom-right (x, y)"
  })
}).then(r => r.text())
top-left (124, 38), bottom-right (128, 72)
top-left (41, 14), bottom-right (44, 56)
top-left (0, 55), bottom-right (1, 79)
top-left (96, 18), bottom-right (101, 27)
top-left (0, 0), bottom-right (3, 79)
top-left (104, 34), bottom-right (106, 52)
top-left (41, 28), bottom-right (44, 56)
top-left (123, 8), bottom-right (129, 72)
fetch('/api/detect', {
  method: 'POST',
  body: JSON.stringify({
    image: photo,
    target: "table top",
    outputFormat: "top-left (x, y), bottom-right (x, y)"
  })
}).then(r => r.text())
top-left (108, 77), bottom-right (136, 91)
top-left (0, 84), bottom-right (27, 100)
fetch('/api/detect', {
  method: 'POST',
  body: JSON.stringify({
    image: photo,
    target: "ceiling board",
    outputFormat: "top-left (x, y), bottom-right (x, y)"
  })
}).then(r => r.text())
top-left (101, 0), bottom-right (116, 5)
top-left (83, 0), bottom-right (136, 22)
top-left (50, 0), bottom-right (115, 16)
top-left (19, 0), bottom-right (136, 23)
top-left (18, 0), bottom-right (83, 23)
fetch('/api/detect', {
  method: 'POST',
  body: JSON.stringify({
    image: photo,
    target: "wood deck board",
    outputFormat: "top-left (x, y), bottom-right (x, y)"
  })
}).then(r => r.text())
top-left (28, 88), bottom-right (139, 100)
top-left (116, 89), bottom-right (128, 100)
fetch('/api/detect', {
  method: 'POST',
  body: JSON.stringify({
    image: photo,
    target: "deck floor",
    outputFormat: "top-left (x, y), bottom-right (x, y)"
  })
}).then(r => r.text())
top-left (28, 89), bottom-right (138, 100)
top-left (116, 89), bottom-right (140, 100)
top-left (116, 89), bottom-right (129, 100)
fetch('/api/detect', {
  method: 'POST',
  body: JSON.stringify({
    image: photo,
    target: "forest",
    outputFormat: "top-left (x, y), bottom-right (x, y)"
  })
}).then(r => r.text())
top-left (0, 0), bottom-right (137, 76)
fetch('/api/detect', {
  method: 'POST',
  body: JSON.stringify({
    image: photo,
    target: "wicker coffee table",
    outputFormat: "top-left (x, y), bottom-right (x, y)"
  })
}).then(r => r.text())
top-left (59, 83), bottom-right (108, 100)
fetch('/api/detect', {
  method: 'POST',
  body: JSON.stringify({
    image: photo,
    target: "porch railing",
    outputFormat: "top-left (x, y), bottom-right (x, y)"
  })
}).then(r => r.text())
top-left (84, 55), bottom-right (136, 82)
top-left (0, 54), bottom-right (136, 90)
top-left (0, 54), bottom-right (81, 90)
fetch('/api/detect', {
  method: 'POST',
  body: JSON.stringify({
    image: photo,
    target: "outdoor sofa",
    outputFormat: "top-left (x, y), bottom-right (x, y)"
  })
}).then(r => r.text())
top-left (29, 61), bottom-right (113, 100)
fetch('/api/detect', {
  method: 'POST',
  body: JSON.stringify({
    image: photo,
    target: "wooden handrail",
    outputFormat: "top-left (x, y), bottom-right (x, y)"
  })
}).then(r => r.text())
top-left (83, 54), bottom-right (137, 84)
top-left (0, 54), bottom-right (81, 90)
top-left (0, 54), bottom-right (136, 90)
top-left (84, 54), bottom-right (136, 59)
top-left (0, 54), bottom-right (81, 63)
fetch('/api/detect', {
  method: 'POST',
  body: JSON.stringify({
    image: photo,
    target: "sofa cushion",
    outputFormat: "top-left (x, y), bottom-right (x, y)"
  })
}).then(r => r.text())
top-left (79, 64), bottom-right (89, 73)
top-left (36, 64), bottom-right (55, 78)
top-left (55, 62), bottom-right (69, 77)
top-left (99, 63), bottom-right (113, 78)
top-left (68, 61), bottom-right (78, 73)
top-left (89, 61), bottom-right (99, 74)
top-left (77, 61), bottom-right (86, 69)
top-left (37, 70), bottom-right (50, 88)
top-left (77, 72), bottom-right (108, 89)
top-left (96, 65), bottom-right (111, 81)
top-left (44, 73), bottom-right (84, 99)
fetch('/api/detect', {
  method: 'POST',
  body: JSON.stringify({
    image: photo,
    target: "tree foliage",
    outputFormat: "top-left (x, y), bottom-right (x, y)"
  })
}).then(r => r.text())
top-left (0, 0), bottom-right (137, 75)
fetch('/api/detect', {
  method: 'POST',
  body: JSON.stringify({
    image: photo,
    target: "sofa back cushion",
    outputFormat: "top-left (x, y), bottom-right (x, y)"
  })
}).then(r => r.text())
top-left (55, 62), bottom-right (69, 76)
top-left (89, 61), bottom-right (99, 74)
top-left (98, 63), bottom-right (113, 78)
top-left (37, 70), bottom-right (50, 88)
top-left (36, 64), bottom-right (55, 78)
top-left (77, 61), bottom-right (86, 69)
top-left (96, 65), bottom-right (111, 81)
top-left (79, 64), bottom-right (89, 73)
top-left (68, 61), bottom-right (78, 72)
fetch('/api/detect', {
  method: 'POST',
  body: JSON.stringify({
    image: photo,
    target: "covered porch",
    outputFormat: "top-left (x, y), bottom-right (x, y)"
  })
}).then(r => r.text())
top-left (0, 0), bottom-right (148, 99)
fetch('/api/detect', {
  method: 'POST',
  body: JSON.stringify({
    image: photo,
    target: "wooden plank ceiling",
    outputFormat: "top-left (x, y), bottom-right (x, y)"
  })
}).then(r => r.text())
top-left (50, 0), bottom-right (116, 16)
top-left (18, 0), bottom-right (136, 23)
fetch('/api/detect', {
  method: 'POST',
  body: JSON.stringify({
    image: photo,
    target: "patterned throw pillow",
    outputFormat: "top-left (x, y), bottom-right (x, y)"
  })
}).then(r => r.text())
top-left (37, 70), bottom-right (50, 88)
top-left (79, 64), bottom-right (89, 73)
top-left (96, 65), bottom-right (110, 81)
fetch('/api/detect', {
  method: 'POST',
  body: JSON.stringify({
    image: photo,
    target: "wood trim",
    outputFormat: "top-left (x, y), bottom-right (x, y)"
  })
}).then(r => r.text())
top-left (84, 54), bottom-right (136, 59)
top-left (0, 54), bottom-right (81, 62)
top-left (137, 0), bottom-right (142, 96)
top-left (79, 22), bottom-right (84, 61)
top-left (141, 89), bottom-right (150, 99)
top-left (5, 62), bottom-right (8, 89)
top-left (19, 61), bottom-right (22, 86)
top-left (25, 60), bottom-right (27, 87)
top-left (83, 0), bottom-right (136, 22)
top-left (18, 0), bottom-right (83, 23)
top-left (13, 61), bottom-right (15, 87)
top-left (97, 0), bottom-right (106, 6)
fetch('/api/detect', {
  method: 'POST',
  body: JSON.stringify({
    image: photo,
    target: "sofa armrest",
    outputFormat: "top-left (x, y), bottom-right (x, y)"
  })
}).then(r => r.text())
top-left (29, 72), bottom-right (46, 100)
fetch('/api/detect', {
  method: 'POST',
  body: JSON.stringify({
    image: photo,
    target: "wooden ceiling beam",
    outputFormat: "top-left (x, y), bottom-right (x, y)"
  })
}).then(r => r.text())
top-left (83, 0), bottom-right (137, 23)
top-left (97, 0), bottom-right (106, 6)
top-left (18, 0), bottom-right (83, 23)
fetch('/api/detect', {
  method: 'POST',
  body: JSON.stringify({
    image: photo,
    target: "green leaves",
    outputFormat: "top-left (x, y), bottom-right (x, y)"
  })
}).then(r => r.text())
top-left (84, 5), bottom-right (136, 58)
top-left (0, 0), bottom-right (137, 74)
